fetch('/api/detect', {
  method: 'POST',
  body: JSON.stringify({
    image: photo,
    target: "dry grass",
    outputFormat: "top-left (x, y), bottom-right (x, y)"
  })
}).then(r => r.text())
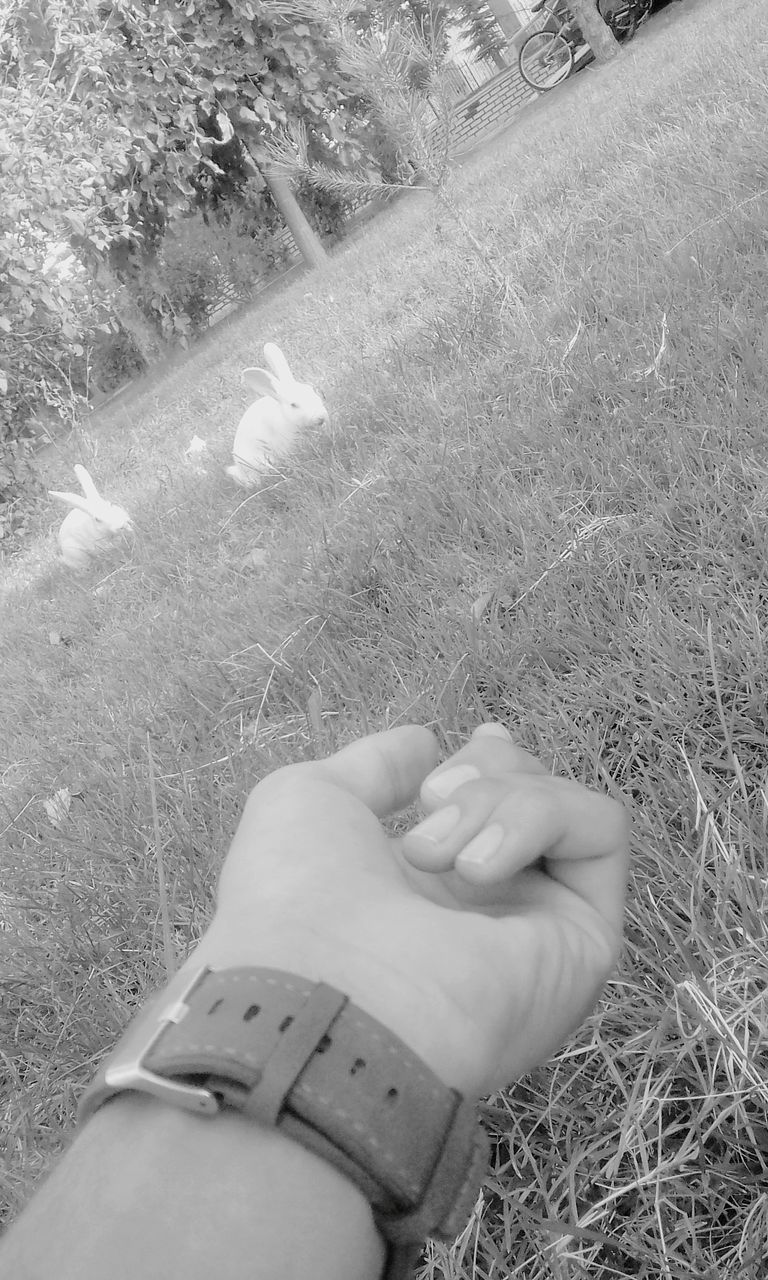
top-left (2, 0), bottom-right (768, 1274)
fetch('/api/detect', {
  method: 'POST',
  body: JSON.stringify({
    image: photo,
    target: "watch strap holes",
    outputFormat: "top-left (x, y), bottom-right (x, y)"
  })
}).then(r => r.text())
top-left (207, 998), bottom-right (224, 1016)
top-left (350, 1057), bottom-right (366, 1075)
top-left (279, 1015), bottom-right (294, 1033)
top-left (316, 1034), bottom-right (332, 1053)
top-left (386, 1087), bottom-right (399, 1105)
top-left (243, 1003), bottom-right (261, 1022)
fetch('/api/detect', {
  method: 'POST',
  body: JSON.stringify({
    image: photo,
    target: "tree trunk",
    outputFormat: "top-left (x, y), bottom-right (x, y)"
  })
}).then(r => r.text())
top-left (263, 173), bottom-right (328, 270)
top-left (567, 0), bottom-right (620, 62)
top-left (237, 133), bottom-right (328, 270)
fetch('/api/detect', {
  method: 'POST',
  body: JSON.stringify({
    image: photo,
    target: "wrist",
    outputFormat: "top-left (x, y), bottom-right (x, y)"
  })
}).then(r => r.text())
top-left (185, 923), bottom-right (477, 1095)
top-left (73, 963), bottom-right (490, 1280)
top-left (11, 1092), bottom-right (384, 1280)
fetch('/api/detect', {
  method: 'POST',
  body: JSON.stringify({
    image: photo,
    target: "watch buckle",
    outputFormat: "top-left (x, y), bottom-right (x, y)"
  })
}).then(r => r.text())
top-left (101, 967), bottom-right (220, 1118)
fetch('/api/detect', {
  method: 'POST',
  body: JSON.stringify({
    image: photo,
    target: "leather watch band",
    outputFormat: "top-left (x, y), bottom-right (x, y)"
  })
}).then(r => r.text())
top-left (79, 966), bottom-right (489, 1279)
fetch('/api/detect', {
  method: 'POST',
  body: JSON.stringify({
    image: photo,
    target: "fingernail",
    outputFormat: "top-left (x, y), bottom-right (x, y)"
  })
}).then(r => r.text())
top-left (474, 723), bottom-right (511, 741)
top-left (425, 764), bottom-right (480, 799)
top-left (457, 823), bottom-right (504, 867)
top-left (409, 805), bottom-right (460, 843)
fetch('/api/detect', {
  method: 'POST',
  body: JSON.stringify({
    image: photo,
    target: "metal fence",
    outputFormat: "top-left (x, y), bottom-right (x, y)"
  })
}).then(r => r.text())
top-left (442, 53), bottom-right (505, 101)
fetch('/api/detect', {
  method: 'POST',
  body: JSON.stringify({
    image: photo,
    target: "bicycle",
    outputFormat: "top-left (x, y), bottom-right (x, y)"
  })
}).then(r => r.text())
top-left (518, 0), bottom-right (586, 91)
top-left (518, 0), bottom-right (653, 92)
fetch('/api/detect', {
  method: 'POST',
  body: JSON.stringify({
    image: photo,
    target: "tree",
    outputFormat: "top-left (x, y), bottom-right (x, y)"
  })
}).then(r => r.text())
top-left (264, 3), bottom-right (510, 288)
top-left (265, 176), bottom-right (328, 269)
top-left (199, 109), bottom-right (327, 270)
top-left (0, 0), bottom-right (132, 448)
top-left (453, 0), bottom-right (509, 67)
top-left (66, 1), bottom-right (342, 291)
top-left (1, 0), bottom-right (360, 449)
top-left (569, 0), bottom-right (620, 61)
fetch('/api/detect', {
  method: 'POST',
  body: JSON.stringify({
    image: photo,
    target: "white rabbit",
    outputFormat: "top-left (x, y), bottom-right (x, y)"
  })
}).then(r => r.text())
top-left (49, 465), bottom-right (133, 569)
top-left (226, 342), bottom-right (328, 488)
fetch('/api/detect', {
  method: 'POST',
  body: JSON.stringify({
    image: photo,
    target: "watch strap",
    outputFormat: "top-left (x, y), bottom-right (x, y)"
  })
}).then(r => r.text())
top-left (79, 966), bottom-right (488, 1271)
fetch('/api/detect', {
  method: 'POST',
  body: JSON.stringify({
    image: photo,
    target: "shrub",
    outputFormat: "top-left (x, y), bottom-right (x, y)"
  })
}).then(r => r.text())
top-left (295, 178), bottom-right (352, 242)
top-left (89, 323), bottom-right (147, 395)
top-left (128, 205), bottom-right (295, 346)
top-left (205, 200), bottom-right (294, 297)
top-left (0, 251), bottom-right (96, 456)
top-left (129, 217), bottom-right (226, 345)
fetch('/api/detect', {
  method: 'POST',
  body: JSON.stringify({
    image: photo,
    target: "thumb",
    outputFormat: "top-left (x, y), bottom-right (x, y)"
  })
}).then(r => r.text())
top-left (308, 725), bottom-right (440, 818)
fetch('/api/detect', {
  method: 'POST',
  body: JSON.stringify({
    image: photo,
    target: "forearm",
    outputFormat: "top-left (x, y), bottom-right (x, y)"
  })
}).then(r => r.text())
top-left (0, 1094), bottom-right (385, 1280)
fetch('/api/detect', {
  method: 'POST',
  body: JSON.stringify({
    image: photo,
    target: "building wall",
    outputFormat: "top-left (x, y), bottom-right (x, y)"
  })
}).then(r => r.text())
top-left (485, 0), bottom-right (525, 39)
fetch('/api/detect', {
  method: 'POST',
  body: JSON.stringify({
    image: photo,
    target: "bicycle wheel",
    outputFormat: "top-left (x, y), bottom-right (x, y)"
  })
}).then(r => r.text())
top-left (518, 32), bottom-right (574, 91)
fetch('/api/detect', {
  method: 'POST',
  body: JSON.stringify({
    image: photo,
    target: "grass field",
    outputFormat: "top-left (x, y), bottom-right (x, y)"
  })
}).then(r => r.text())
top-left (3, 0), bottom-right (768, 1274)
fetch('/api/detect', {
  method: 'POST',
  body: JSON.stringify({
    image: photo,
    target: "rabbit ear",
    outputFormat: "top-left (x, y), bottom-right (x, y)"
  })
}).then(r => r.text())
top-left (242, 367), bottom-right (281, 398)
top-left (262, 343), bottom-right (293, 382)
top-left (73, 465), bottom-right (101, 501)
top-left (49, 489), bottom-right (97, 515)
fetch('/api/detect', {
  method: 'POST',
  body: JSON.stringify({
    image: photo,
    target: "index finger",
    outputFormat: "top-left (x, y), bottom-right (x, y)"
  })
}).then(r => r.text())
top-left (420, 723), bottom-right (548, 805)
top-left (454, 775), bottom-right (630, 936)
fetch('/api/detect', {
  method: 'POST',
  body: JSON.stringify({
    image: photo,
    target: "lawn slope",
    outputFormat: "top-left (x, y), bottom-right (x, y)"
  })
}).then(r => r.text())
top-left (2, 1), bottom-right (768, 1274)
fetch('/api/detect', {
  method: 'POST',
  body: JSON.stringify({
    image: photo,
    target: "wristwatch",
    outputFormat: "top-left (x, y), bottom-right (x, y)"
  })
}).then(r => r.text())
top-left (78, 965), bottom-right (490, 1280)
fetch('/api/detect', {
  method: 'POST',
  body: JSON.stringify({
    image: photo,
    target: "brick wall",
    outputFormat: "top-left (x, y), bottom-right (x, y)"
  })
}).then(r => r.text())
top-left (446, 61), bottom-right (536, 152)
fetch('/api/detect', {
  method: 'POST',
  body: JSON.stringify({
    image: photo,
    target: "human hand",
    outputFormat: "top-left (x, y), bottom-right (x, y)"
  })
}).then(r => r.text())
top-left (187, 723), bottom-right (628, 1097)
